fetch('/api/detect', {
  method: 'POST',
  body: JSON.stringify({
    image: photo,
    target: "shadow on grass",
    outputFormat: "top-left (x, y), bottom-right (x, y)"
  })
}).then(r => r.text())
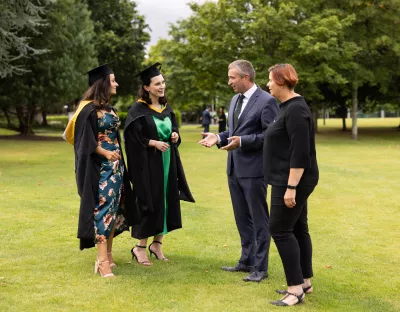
top-left (317, 126), bottom-right (399, 142)
top-left (0, 134), bottom-right (64, 141)
top-left (98, 253), bottom-right (254, 286)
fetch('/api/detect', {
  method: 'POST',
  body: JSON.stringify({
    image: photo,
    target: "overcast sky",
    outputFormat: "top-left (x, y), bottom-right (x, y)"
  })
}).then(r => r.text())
top-left (136, 0), bottom-right (207, 49)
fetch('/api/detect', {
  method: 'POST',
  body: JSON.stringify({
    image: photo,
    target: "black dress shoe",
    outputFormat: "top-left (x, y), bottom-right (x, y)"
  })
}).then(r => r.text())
top-left (243, 270), bottom-right (268, 282)
top-left (221, 263), bottom-right (253, 273)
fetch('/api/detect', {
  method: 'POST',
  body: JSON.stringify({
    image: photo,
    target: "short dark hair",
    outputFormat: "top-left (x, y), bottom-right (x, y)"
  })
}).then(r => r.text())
top-left (137, 75), bottom-right (167, 105)
top-left (268, 64), bottom-right (298, 89)
top-left (81, 74), bottom-right (112, 109)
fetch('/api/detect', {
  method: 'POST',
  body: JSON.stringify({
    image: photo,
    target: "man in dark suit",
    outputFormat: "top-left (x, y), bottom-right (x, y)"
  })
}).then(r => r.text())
top-left (199, 60), bottom-right (279, 282)
top-left (201, 105), bottom-right (212, 133)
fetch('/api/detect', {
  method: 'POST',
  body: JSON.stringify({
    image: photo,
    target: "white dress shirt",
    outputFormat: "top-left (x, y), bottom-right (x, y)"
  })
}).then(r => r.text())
top-left (216, 83), bottom-right (257, 145)
top-left (237, 83), bottom-right (257, 119)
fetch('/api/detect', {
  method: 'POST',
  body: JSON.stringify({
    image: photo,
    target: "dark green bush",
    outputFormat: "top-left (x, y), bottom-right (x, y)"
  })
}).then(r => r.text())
top-left (118, 112), bottom-right (127, 128)
top-left (175, 110), bottom-right (181, 128)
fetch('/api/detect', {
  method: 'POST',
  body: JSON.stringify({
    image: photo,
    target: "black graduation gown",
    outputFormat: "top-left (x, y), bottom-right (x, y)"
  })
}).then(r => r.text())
top-left (124, 101), bottom-right (195, 239)
top-left (74, 103), bottom-right (138, 250)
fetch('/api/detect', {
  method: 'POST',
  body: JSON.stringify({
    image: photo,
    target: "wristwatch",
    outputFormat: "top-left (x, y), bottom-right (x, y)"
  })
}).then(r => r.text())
top-left (287, 184), bottom-right (297, 190)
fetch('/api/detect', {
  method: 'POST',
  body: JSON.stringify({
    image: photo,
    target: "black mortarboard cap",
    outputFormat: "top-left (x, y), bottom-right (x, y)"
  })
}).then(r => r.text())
top-left (85, 62), bottom-right (114, 87)
top-left (135, 62), bottom-right (162, 84)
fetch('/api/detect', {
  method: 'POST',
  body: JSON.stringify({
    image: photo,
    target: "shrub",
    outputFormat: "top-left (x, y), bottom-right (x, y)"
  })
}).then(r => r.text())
top-left (175, 110), bottom-right (182, 128)
top-left (118, 112), bottom-right (127, 128)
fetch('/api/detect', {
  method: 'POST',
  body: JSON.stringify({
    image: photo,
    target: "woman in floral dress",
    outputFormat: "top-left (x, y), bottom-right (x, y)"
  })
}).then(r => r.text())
top-left (65, 63), bottom-right (137, 278)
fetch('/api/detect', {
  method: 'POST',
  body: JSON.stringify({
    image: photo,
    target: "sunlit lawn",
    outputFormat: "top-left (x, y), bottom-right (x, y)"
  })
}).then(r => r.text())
top-left (0, 118), bottom-right (399, 311)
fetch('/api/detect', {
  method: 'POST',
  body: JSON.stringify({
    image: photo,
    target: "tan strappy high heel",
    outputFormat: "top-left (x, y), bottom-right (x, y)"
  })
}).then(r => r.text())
top-left (94, 259), bottom-right (115, 278)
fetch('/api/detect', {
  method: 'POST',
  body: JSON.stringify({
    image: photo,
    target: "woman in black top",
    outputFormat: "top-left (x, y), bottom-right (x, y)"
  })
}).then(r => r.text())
top-left (217, 106), bottom-right (227, 132)
top-left (263, 64), bottom-right (319, 306)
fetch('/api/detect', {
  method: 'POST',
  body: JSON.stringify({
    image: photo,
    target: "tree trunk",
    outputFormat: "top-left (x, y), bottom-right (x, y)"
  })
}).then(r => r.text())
top-left (16, 105), bottom-right (35, 135)
top-left (342, 117), bottom-right (347, 131)
top-left (41, 110), bottom-right (48, 126)
top-left (313, 109), bottom-right (318, 133)
top-left (2, 109), bottom-right (11, 128)
top-left (323, 107), bottom-right (326, 126)
top-left (351, 85), bottom-right (358, 140)
top-left (339, 102), bottom-right (347, 131)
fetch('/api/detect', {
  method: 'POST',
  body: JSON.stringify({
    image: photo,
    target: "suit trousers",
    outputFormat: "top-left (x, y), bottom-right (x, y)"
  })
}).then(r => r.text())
top-left (228, 168), bottom-right (270, 271)
top-left (269, 186), bottom-right (315, 286)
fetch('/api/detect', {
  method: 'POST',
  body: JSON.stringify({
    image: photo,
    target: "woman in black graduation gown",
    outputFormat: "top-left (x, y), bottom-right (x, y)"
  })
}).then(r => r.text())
top-left (67, 64), bottom-right (137, 278)
top-left (124, 63), bottom-right (194, 266)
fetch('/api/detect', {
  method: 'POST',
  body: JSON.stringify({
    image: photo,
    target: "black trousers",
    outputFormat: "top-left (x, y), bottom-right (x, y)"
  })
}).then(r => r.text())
top-left (228, 169), bottom-right (271, 271)
top-left (269, 186), bottom-right (315, 286)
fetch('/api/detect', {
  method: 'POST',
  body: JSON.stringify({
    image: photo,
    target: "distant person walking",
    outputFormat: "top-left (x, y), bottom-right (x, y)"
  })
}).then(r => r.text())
top-left (263, 64), bottom-right (319, 306)
top-left (201, 105), bottom-right (212, 134)
top-left (217, 107), bottom-right (227, 133)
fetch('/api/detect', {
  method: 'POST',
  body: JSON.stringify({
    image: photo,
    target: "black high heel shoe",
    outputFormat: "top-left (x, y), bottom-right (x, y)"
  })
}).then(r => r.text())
top-left (275, 285), bottom-right (313, 295)
top-left (270, 292), bottom-right (305, 306)
top-left (148, 240), bottom-right (168, 261)
top-left (131, 245), bottom-right (152, 266)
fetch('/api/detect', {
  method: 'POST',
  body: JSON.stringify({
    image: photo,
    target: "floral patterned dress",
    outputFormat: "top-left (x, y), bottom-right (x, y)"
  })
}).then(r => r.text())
top-left (94, 112), bottom-right (126, 243)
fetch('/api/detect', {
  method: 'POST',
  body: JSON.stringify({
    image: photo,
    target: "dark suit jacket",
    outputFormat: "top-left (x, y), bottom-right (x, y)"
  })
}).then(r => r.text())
top-left (202, 109), bottom-right (211, 125)
top-left (219, 86), bottom-right (279, 178)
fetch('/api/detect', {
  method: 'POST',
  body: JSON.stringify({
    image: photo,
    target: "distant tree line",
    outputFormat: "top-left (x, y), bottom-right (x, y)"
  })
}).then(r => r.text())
top-left (0, 0), bottom-right (149, 135)
top-left (147, 0), bottom-right (400, 139)
top-left (1, 0), bottom-right (399, 137)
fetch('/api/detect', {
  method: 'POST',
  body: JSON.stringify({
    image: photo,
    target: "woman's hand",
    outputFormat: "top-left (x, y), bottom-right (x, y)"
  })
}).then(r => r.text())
top-left (171, 132), bottom-right (179, 143)
top-left (155, 141), bottom-right (170, 152)
top-left (284, 188), bottom-right (296, 208)
top-left (104, 150), bottom-right (121, 162)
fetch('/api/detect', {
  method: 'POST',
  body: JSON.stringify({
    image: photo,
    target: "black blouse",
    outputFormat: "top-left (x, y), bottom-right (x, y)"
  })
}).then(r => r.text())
top-left (263, 96), bottom-right (319, 187)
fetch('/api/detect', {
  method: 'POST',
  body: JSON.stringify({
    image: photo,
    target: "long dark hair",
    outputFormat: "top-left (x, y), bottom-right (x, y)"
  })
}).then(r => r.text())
top-left (81, 75), bottom-right (112, 109)
top-left (137, 75), bottom-right (167, 105)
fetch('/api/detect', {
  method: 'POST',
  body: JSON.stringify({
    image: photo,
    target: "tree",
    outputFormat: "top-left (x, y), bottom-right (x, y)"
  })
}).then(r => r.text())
top-left (0, 0), bottom-right (97, 135)
top-left (86, 0), bottom-right (150, 97)
top-left (143, 0), bottom-right (400, 138)
top-left (0, 0), bottom-right (48, 78)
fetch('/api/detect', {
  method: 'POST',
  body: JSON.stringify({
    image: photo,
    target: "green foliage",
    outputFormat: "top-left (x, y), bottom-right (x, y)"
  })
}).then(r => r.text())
top-left (86, 0), bottom-right (150, 96)
top-left (0, 0), bottom-right (97, 134)
top-left (115, 94), bottom-right (136, 112)
top-left (118, 111), bottom-right (128, 128)
top-left (0, 0), bottom-right (48, 78)
top-left (174, 109), bottom-right (182, 128)
top-left (150, 0), bottom-right (400, 134)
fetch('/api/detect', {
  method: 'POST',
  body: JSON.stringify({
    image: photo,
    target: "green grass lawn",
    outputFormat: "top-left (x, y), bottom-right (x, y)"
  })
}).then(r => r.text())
top-left (0, 118), bottom-right (399, 311)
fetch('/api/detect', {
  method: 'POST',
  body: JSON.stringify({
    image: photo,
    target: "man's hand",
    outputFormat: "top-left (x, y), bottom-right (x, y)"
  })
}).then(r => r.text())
top-left (199, 132), bottom-right (218, 148)
top-left (220, 136), bottom-right (240, 151)
top-left (171, 132), bottom-right (179, 143)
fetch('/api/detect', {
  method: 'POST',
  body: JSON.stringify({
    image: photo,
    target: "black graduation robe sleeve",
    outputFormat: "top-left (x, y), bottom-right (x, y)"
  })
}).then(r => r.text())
top-left (169, 111), bottom-right (194, 202)
top-left (124, 117), bottom-right (155, 214)
top-left (74, 105), bottom-right (100, 250)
